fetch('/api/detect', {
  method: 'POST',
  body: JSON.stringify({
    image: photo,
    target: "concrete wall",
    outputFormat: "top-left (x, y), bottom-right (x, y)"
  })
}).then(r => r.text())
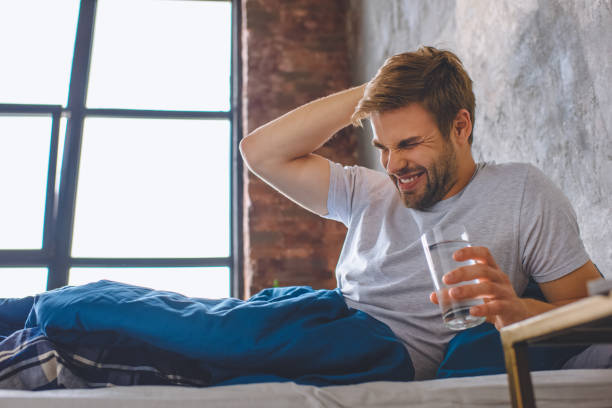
top-left (347, 0), bottom-right (612, 277)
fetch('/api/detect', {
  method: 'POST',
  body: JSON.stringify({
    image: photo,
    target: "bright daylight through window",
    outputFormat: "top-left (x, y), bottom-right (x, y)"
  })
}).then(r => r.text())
top-left (0, 0), bottom-right (235, 299)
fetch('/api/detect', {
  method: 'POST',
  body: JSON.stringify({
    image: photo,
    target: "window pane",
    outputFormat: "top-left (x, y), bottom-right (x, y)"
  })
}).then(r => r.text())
top-left (72, 118), bottom-right (230, 258)
top-left (0, 268), bottom-right (48, 298)
top-left (0, 116), bottom-right (51, 249)
top-left (87, 0), bottom-right (231, 111)
top-left (0, 0), bottom-right (79, 105)
top-left (69, 267), bottom-right (230, 299)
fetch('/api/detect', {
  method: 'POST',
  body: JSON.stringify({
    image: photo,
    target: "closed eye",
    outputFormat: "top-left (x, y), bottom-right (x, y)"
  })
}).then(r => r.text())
top-left (372, 136), bottom-right (423, 151)
top-left (397, 137), bottom-right (423, 150)
top-left (398, 141), bottom-right (420, 149)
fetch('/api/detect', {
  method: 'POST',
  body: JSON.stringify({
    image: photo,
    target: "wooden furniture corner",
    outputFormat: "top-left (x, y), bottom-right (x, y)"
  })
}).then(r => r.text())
top-left (500, 291), bottom-right (612, 408)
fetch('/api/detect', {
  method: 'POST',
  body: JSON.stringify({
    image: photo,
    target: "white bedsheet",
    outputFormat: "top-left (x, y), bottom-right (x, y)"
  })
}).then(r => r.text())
top-left (0, 369), bottom-right (610, 408)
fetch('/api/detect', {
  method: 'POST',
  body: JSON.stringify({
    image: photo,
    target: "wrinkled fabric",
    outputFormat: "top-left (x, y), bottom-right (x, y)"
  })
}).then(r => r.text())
top-left (1, 281), bottom-right (414, 390)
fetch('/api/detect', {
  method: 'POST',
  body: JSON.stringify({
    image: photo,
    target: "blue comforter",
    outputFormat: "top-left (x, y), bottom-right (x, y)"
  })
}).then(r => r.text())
top-left (0, 281), bottom-right (414, 390)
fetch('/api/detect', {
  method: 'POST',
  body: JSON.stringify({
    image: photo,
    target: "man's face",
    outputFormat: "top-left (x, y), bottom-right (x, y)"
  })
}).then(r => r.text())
top-left (370, 103), bottom-right (459, 210)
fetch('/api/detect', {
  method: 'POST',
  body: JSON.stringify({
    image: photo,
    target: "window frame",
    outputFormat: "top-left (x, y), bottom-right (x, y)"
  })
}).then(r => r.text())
top-left (0, 0), bottom-right (243, 298)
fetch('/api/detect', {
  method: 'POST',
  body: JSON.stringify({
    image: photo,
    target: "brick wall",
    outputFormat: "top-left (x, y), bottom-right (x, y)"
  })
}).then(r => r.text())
top-left (242, 0), bottom-right (357, 297)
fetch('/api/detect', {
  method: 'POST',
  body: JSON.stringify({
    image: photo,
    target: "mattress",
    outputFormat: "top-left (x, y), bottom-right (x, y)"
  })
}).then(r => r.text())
top-left (0, 369), bottom-right (610, 408)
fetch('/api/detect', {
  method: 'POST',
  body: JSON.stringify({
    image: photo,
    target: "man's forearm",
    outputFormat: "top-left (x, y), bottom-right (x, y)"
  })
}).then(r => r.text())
top-left (516, 261), bottom-right (601, 324)
top-left (240, 84), bottom-right (366, 172)
top-left (520, 296), bottom-right (584, 320)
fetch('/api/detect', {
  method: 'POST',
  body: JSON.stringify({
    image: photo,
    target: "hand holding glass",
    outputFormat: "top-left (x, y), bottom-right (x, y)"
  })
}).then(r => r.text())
top-left (421, 224), bottom-right (486, 330)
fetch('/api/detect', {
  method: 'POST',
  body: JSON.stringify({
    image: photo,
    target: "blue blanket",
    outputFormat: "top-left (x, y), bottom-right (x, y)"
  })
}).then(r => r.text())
top-left (0, 281), bottom-right (414, 390)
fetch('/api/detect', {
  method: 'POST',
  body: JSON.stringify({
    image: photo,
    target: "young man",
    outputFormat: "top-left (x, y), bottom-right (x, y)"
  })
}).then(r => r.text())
top-left (239, 46), bottom-right (601, 380)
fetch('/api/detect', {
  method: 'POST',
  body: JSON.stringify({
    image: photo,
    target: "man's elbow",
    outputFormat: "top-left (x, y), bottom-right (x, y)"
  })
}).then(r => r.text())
top-left (239, 134), bottom-right (263, 172)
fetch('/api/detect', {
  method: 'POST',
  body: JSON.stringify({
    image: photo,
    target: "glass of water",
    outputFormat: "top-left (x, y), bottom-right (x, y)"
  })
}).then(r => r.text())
top-left (421, 224), bottom-right (486, 331)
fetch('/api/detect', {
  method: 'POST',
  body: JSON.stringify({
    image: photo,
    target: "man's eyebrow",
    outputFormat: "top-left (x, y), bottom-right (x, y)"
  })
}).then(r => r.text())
top-left (372, 139), bottom-right (385, 149)
top-left (372, 136), bottom-right (423, 149)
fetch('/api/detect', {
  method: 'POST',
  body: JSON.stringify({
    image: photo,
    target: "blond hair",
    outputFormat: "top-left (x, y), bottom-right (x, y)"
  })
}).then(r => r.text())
top-left (352, 46), bottom-right (475, 144)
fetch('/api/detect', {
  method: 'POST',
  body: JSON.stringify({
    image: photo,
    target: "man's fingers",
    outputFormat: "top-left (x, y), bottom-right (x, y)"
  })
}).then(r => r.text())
top-left (470, 300), bottom-right (501, 316)
top-left (443, 264), bottom-right (508, 285)
top-left (469, 299), bottom-right (528, 329)
top-left (448, 280), bottom-right (513, 300)
top-left (453, 246), bottom-right (499, 269)
top-left (430, 291), bottom-right (438, 305)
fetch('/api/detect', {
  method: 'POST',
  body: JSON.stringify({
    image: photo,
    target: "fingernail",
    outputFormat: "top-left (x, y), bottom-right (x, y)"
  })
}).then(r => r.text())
top-left (450, 287), bottom-right (461, 297)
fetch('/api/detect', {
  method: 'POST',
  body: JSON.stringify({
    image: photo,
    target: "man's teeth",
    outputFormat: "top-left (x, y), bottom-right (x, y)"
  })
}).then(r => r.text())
top-left (399, 174), bottom-right (419, 183)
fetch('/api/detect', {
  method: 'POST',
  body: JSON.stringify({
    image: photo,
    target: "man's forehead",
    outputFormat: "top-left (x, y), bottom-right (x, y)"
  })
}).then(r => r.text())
top-left (370, 105), bottom-right (439, 142)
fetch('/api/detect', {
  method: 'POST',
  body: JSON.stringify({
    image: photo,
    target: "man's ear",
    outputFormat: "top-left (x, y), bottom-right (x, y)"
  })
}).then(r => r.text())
top-left (452, 109), bottom-right (472, 146)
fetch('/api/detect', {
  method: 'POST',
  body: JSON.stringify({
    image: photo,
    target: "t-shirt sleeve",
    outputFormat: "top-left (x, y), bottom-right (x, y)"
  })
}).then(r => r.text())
top-left (519, 165), bottom-right (590, 283)
top-left (323, 161), bottom-right (358, 226)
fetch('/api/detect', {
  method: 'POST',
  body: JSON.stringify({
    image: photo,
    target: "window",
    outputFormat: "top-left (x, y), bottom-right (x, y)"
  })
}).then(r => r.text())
top-left (0, 0), bottom-right (242, 299)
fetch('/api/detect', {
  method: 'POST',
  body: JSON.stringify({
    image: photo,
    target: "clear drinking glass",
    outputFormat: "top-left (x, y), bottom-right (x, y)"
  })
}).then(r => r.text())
top-left (421, 224), bottom-right (486, 330)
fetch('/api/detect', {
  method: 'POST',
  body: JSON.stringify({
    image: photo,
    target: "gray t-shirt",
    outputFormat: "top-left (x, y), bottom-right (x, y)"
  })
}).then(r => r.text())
top-left (323, 161), bottom-right (589, 380)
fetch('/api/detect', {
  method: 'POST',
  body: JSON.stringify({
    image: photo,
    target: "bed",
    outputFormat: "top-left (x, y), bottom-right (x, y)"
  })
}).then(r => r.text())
top-left (1, 280), bottom-right (611, 408)
top-left (0, 369), bottom-right (611, 408)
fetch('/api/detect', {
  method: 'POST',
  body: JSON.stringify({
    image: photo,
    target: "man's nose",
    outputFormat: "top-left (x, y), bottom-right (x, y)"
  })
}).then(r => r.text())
top-left (385, 149), bottom-right (405, 175)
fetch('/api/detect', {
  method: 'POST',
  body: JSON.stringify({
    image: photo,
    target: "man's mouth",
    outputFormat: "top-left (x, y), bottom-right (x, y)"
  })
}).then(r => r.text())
top-left (396, 171), bottom-right (425, 192)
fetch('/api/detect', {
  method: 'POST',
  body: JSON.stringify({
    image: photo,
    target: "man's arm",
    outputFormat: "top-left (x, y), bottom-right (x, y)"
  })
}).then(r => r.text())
top-left (537, 260), bottom-right (602, 306)
top-left (239, 84), bottom-right (366, 216)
